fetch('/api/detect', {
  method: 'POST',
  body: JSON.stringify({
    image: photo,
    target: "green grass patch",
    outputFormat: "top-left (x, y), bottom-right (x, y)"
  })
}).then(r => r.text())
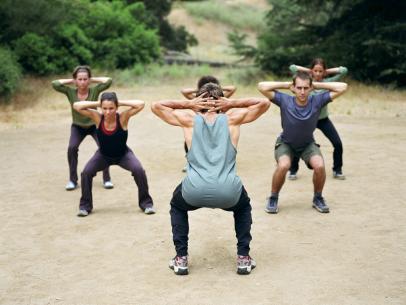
top-left (112, 64), bottom-right (277, 89)
top-left (182, 0), bottom-right (266, 32)
top-left (112, 63), bottom-right (212, 86)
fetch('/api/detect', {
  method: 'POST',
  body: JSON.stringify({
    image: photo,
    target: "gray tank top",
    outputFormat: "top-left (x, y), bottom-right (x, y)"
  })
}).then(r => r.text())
top-left (182, 114), bottom-right (242, 208)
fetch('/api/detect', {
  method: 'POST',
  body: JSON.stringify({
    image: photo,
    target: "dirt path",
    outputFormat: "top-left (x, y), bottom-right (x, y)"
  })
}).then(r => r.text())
top-left (0, 83), bottom-right (405, 304)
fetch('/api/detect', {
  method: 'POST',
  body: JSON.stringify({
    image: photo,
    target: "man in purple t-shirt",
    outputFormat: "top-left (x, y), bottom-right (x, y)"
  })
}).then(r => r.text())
top-left (258, 71), bottom-right (347, 213)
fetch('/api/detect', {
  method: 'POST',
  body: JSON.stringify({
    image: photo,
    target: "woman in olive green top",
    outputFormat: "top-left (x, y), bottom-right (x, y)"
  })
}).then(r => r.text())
top-left (288, 58), bottom-right (348, 180)
top-left (52, 65), bottom-right (114, 190)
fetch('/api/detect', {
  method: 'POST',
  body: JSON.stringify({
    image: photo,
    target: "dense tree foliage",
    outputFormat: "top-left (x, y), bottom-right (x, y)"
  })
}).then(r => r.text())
top-left (0, 47), bottom-right (21, 100)
top-left (0, 0), bottom-right (197, 98)
top-left (122, 0), bottom-right (197, 51)
top-left (254, 0), bottom-right (406, 86)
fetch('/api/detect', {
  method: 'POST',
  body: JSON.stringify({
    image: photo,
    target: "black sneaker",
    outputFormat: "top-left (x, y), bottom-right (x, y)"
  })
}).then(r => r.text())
top-left (265, 196), bottom-right (279, 214)
top-left (312, 196), bottom-right (330, 213)
top-left (169, 256), bottom-right (188, 275)
top-left (237, 255), bottom-right (256, 275)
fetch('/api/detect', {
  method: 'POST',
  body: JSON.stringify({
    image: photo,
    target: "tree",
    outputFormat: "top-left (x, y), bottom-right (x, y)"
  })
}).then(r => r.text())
top-left (121, 0), bottom-right (198, 51)
top-left (255, 0), bottom-right (406, 86)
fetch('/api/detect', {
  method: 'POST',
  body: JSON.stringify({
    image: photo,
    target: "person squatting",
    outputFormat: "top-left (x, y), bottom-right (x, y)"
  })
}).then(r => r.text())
top-left (54, 69), bottom-right (348, 276)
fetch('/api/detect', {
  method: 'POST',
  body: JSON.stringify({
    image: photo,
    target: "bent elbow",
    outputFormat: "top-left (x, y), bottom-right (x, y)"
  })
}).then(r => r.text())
top-left (257, 82), bottom-right (266, 92)
top-left (341, 83), bottom-right (348, 92)
top-left (151, 101), bottom-right (160, 113)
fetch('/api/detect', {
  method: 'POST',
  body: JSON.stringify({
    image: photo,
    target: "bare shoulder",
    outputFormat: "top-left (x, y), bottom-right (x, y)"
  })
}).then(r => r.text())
top-left (226, 108), bottom-right (248, 125)
top-left (173, 109), bottom-right (196, 127)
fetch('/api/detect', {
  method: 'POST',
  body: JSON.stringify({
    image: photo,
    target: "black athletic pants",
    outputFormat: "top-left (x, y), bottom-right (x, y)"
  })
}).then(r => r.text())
top-left (170, 184), bottom-right (252, 257)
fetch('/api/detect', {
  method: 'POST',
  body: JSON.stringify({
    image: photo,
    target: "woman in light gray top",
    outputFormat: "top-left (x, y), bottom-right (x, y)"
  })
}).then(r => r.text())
top-left (152, 82), bottom-right (270, 276)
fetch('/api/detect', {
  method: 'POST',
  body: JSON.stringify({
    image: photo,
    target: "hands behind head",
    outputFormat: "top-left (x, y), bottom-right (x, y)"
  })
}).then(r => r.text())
top-left (190, 93), bottom-right (232, 113)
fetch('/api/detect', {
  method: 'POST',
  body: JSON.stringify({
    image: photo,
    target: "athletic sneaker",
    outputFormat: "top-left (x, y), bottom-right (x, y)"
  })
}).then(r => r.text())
top-left (169, 256), bottom-right (188, 275)
top-left (77, 209), bottom-right (90, 217)
top-left (103, 181), bottom-right (114, 189)
top-left (312, 196), bottom-right (330, 213)
top-left (265, 196), bottom-right (279, 214)
top-left (65, 181), bottom-right (78, 191)
top-left (237, 255), bottom-right (256, 275)
top-left (288, 171), bottom-right (298, 180)
top-left (333, 171), bottom-right (346, 180)
top-left (144, 206), bottom-right (156, 215)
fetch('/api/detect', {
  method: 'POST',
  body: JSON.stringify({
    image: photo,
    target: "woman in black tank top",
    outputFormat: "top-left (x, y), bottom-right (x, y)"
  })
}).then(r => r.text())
top-left (72, 92), bottom-right (155, 217)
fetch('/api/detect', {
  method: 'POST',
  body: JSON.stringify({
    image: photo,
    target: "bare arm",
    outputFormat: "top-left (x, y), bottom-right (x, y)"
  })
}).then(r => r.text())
top-left (221, 85), bottom-right (237, 98)
top-left (73, 101), bottom-right (101, 124)
top-left (325, 66), bottom-right (347, 75)
top-left (180, 88), bottom-right (197, 100)
top-left (223, 98), bottom-right (271, 125)
top-left (53, 78), bottom-right (75, 85)
top-left (151, 94), bottom-right (211, 126)
top-left (119, 100), bottom-right (145, 129)
top-left (313, 82), bottom-right (348, 100)
top-left (90, 77), bottom-right (112, 84)
top-left (257, 81), bottom-right (291, 100)
top-left (325, 67), bottom-right (341, 75)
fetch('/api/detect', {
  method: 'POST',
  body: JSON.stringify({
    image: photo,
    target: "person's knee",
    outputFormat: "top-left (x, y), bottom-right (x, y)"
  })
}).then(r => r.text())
top-left (130, 164), bottom-right (145, 176)
top-left (277, 157), bottom-right (291, 171)
top-left (81, 166), bottom-right (97, 178)
top-left (310, 156), bottom-right (325, 172)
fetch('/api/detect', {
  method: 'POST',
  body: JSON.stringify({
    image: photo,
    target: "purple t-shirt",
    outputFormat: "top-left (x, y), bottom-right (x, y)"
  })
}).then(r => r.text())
top-left (272, 91), bottom-right (331, 149)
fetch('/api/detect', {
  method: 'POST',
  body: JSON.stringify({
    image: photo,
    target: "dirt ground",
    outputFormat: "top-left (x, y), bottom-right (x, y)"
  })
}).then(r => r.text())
top-left (0, 82), bottom-right (406, 305)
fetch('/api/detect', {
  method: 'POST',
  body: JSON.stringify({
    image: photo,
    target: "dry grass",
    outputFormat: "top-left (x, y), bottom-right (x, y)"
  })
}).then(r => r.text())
top-left (169, 0), bottom-right (265, 62)
top-left (1, 1), bottom-right (405, 126)
top-left (1, 68), bottom-right (405, 130)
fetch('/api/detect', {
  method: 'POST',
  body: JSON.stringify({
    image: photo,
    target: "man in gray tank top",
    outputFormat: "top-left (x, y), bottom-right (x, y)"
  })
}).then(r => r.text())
top-left (258, 71), bottom-right (348, 214)
top-left (152, 83), bottom-right (270, 275)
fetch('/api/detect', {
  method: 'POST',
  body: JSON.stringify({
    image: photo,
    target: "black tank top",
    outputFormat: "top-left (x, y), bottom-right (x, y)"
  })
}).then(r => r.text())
top-left (97, 113), bottom-right (128, 158)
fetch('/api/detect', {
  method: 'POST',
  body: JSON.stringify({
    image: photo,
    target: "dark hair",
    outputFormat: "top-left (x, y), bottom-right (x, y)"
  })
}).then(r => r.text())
top-left (196, 83), bottom-right (224, 113)
top-left (100, 92), bottom-right (118, 107)
top-left (72, 65), bottom-right (92, 79)
top-left (197, 75), bottom-right (220, 89)
top-left (310, 58), bottom-right (327, 70)
top-left (293, 71), bottom-right (313, 86)
top-left (197, 82), bottom-right (224, 99)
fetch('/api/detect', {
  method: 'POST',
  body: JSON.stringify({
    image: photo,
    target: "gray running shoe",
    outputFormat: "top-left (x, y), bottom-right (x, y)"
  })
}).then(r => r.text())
top-left (169, 256), bottom-right (188, 275)
top-left (144, 206), bottom-right (156, 215)
top-left (333, 171), bottom-right (346, 180)
top-left (265, 196), bottom-right (279, 214)
top-left (77, 209), bottom-right (89, 217)
top-left (288, 172), bottom-right (298, 180)
top-left (312, 196), bottom-right (330, 213)
top-left (65, 181), bottom-right (78, 191)
top-left (237, 255), bottom-right (256, 275)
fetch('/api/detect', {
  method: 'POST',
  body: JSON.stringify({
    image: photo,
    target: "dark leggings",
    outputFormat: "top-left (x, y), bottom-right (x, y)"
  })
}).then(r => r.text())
top-left (68, 124), bottom-right (110, 184)
top-left (170, 184), bottom-right (252, 257)
top-left (79, 149), bottom-right (153, 212)
top-left (290, 117), bottom-right (343, 173)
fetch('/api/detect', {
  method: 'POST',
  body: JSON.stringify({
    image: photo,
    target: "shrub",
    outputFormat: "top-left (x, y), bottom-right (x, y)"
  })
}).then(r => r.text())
top-left (0, 47), bottom-right (22, 99)
top-left (13, 33), bottom-right (58, 75)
